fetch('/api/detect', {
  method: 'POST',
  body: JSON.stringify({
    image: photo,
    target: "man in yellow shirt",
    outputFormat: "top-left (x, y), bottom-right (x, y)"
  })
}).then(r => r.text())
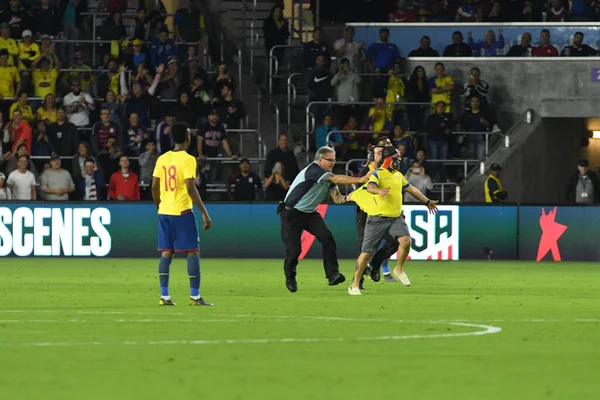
top-left (0, 23), bottom-right (18, 67)
top-left (348, 146), bottom-right (438, 295)
top-left (0, 49), bottom-right (21, 108)
top-left (152, 121), bottom-right (212, 306)
top-left (9, 92), bottom-right (33, 123)
top-left (429, 62), bottom-right (454, 113)
top-left (32, 56), bottom-right (60, 99)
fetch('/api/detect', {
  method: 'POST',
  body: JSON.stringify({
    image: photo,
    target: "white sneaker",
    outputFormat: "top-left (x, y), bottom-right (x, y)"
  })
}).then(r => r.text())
top-left (348, 286), bottom-right (362, 296)
top-left (392, 270), bottom-right (411, 286)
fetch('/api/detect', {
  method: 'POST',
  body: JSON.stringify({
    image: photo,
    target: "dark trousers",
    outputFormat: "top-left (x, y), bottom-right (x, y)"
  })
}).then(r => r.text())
top-left (355, 210), bottom-right (398, 269)
top-left (280, 207), bottom-right (339, 280)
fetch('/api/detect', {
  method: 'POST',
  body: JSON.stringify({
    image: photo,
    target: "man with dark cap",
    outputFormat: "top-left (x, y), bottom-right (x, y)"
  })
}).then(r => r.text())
top-left (226, 158), bottom-right (262, 201)
top-left (484, 163), bottom-right (507, 203)
top-left (566, 159), bottom-right (600, 204)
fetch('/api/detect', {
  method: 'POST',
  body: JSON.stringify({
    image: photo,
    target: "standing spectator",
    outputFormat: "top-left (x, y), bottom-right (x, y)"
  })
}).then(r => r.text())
top-left (32, 56), bottom-right (60, 100)
top-left (35, 0), bottom-right (62, 38)
top-left (315, 114), bottom-right (340, 151)
top-left (97, 135), bottom-right (122, 181)
top-left (367, 28), bottom-right (401, 75)
top-left (0, 23), bottom-right (18, 67)
top-left (32, 121), bottom-right (54, 157)
top-left (429, 62), bottom-right (454, 114)
top-left (122, 67), bottom-right (161, 127)
top-left (155, 110), bottom-right (174, 155)
top-left (404, 161), bottom-right (433, 201)
top-left (562, 32), bottom-right (598, 56)
top-left (265, 133), bottom-right (299, 182)
top-left (101, 10), bottom-right (127, 60)
top-left (341, 116), bottom-right (368, 160)
top-left (264, 161), bottom-right (289, 201)
top-left (18, 30), bottom-right (39, 93)
top-left (443, 31), bottom-right (473, 57)
top-left (150, 26), bottom-right (176, 69)
top-left (37, 94), bottom-right (57, 125)
top-left (65, 51), bottom-right (94, 94)
top-left (389, 0), bottom-right (416, 21)
top-left (108, 154), bottom-right (140, 200)
top-left (391, 124), bottom-right (415, 159)
top-left (48, 106), bottom-right (79, 157)
top-left (408, 36), bottom-right (440, 57)
top-left (6, 155), bottom-right (36, 200)
top-left (461, 96), bottom-right (491, 161)
top-left (181, 54), bottom-right (207, 89)
top-left (63, 79), bottom-right (95, 132)
top-left (96, 59), bottom-right (124, 99)
top-left (566, 159), bottom-right (600, 204)
top-left (125, 39), bottom-right (152, 72)
top-left (383, 62), bottom-right (406, 126)
top-left (484, 163), bottom-right (507, 203)
top-left (467, 29), bottom-right (505, 56)
top-left (197, 109), bottom-right (236, 183)
top-left (546, 0), bottom-right (568, 21)
top-left (39, 152), bottom-right (74, 200)
top-left (122, 112), bottom-right (146, 157)
top-left (158, 57), bottom-right (182, 100)
top-left (71, 142), bottom-right (94, 179)
top-left (262, 5), bottom-right (289, 91)
top-left (107, 0), bottom-right (127, 13)
top-left (216, 83), bottom-right (246, 130)
top-left (455, 0), bottom-right (482, 22)
top-left (9, 92), bottom-right (33, 123)
top-left (425, 101), bottom-right (452, 180)
top-left (461, 67), bottom-right (489, 109)
top-left (534, 29), bottom-right (559, 57)
top-left (0, 172), bottom-right (11, 199)
top-left (9, 109), bottom-right (31, 153)
top-left (60, 0), bottom-right (83, 63)
top-left (174, 0), bottom-right (205, 62)
top-left (0, 48), bottom-right (20, 109)
top-left (130, 8), bottom-right (150, 42)
top-left (226, 158), bottom-right (262, 201)
top-left (306, 55), bottom-right (333, 125)
top-left (366, 97), bottom-right (393, 133)
top-left (0, 110), bottom-right (9, 155)
top-left (333, 27), bottom-right (364, 70)
top-left (331, 58), bottom-right (361, 124)
top-left (173, 92), bottom-right (196, 127)
top-left (303, 27), bottom-right (330, 70)
top-left (0, 0), bottom-right (29, 39)
top-left (138, 141), bottom-right (157, 185)
top-left (75, 157), bottom-right (105, 201)
top-left (506, 32), bottom-right (533, 57)
top-left (405, 65), bottom-right (430, 132)
top-left (91, 106), bottom-right (122, 156)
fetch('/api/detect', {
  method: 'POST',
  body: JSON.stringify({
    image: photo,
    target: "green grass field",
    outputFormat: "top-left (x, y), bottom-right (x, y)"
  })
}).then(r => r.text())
top-left (1, 258), bottom-right (599, 400)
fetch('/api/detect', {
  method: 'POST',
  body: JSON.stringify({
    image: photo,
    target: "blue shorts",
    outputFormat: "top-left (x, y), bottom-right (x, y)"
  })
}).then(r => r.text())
top-left (157, 211), bottom-right (199, 252)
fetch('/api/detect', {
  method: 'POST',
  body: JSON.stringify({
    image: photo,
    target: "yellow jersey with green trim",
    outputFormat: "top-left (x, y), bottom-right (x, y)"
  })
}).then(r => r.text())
top-left (352, 167), bottom-right (410, 218)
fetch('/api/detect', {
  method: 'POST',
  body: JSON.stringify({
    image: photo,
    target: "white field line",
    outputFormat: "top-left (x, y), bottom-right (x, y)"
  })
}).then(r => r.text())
top-left (0, 322), bottom-right (501, 347)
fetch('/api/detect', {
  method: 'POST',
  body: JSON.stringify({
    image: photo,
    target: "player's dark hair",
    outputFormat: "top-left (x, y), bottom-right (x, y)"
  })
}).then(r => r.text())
top-left (541, 29), bottom-right (550, 36)
top-left (171, 122), bottom-right (190, 144)
top-left (375, 136), bottom-right (390, 145)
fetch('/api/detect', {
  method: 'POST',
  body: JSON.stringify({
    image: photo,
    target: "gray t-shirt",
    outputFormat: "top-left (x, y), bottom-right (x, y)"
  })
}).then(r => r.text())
top-left (40, 168), bottom-right (75, 201)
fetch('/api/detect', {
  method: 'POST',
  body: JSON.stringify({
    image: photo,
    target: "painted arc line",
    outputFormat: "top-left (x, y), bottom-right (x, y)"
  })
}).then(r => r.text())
top-left (0, 322), bottom-right (501, 347)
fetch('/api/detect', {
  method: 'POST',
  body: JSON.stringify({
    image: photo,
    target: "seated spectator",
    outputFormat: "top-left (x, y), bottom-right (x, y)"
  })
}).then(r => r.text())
top-left (72, 142), bottom-right (96, 179)
top-left (9, 92), bottom-right (33, 123)
top-left (0, 49), bottom-right (20, 104)
top-left (0, 172), bottom-right (11, 199)
top-left (425, 101), bottom-right (452, 180)
top-left (487, 1), bottom-right (503, 22)
top-left (341, 116), bottom-right (368, 160)
top-left (415, 149), bottom-right (432, 173)
top-left (37, 94), bottom-right (58, 125)
top-left (467, 29), bottom-right (504, 56)
top-left (306, 55), bottom-right (333, 124)
top-left (108, 155), bottom-right (140, 200)
top-left (211, 61), bottom-right (236, 96)
top-left (216, 83), bottom-right (246, 130)
top-left (75, 157), bottom-right (106, 201)
top-left (122, 112), bottom-right (147, 157)
top-left (102, 90), bottom-right (127, 126)
top-left (0, 24), bottom-right (18, 67)
top-left (404, 161), bottom-right (433, 201)
top-left (331, 58), bottom-right (360, 123)
top-left (383, 62), bottom-right (406, 126)
top-left (461, 96), bottom-right (491, 161)
top-left (546, 0), bottom-right (568, 21)
top-left (32, 121), bottom-right (54, 157)
top-left (429, 62), bottom-right (454, 114)
top-left (138, 141), bottom-right (157, 185)
top-left (265, 133), bottom-right (299, 182)
top-left (125, 39), bottom-right (152, 71)
top-left (566, 159), bottom-right (600, 204)
top-left (455, 0), bottom-right (482, 22)
top-left (39, 153), bottom-right (75, 200)
top-left (8, 109), bottom-right (32, 154)
top-left (427, 1), bottom-right (452, 22)
top-left (97, 59), bottom-right (124, 99)
top-left (181, 53), bottom-right (207, 88)
top-left (333, 27), bottom-right (364, 70)
top-left (65, 52), bottom-right (94, 94)
top-left (196, 109), bottom-right (236, 183)
top-left (315, 114), bottom-right (341, 150)
top-left (188, 73), bottom-right (211, 125)
top-left (91, 107), bottom-right (122, 155)
top-left (48, 107), bottom-right (79, 158)
top-left (562, 31), bottom-right (599, 56)
top-left (534, 29), bottom-right (559, 57)
top-left (158, 57), bottom-right (182, 100)
top-left (264, 162), bottom-right (289, 201)
top-left (366, 98), bottom-right (393, 133)
top-left (367, 28), bottom-right (401, 75)
top-left (408, 36), bottom-right (440, 57)
top-left (389, 0), bottom-right (416, 21)
top-left (303, 27), bottom-right (330, 70)
top-left (506, 32), bottom-right (533, 57)
top-left (405, 65), bottom-right (430, 132)
top-left (226, 158), bottom-right (262, 201)
top-left (461, 67), bottom-right (489, 109)
top-left (396, 143), bottom-right (411, 175)
top-left (6, 155), bottom-right (36, 200)
top-left (391, 124), bottom-right (415, 159)
top-left (63, 79), bottom-right (95, 131)
top-left (443, 31), bottom-right (473, 57)
top-left (3, 143), bottom-right (37, 177)
top-left (174, 0), bottom-right (205, 60)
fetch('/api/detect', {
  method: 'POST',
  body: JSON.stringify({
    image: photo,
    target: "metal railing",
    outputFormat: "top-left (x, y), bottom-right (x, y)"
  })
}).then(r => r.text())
top-left (268, 45), bottom-right (302, 94)
top-left (286, 72), bottom-right (303, 127)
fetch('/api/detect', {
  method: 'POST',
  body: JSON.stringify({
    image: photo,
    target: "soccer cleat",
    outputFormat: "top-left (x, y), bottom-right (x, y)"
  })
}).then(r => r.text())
top-left (328, 272), bottom-right (346, 286)
top-left (392, 270), bottom-right (411, 287)
top-left (189, 297), bottom-right (214, 306)
top-left (159, 298), bottom-right (176, 306)
top-left (348, 286), bottom-right (362, 296)
top-left (383, 273), bottom-right (396, 283)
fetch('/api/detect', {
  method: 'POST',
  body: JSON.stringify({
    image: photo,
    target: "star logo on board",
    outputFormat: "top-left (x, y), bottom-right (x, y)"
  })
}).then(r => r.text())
top-left (536, 207), bottom-right (567, 262)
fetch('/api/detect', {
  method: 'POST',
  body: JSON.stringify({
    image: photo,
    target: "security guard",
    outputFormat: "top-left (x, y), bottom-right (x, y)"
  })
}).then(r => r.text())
top-left (277, 146), bottom-right (370, 293)
top-left (484, 163), bottom-right (507, 203)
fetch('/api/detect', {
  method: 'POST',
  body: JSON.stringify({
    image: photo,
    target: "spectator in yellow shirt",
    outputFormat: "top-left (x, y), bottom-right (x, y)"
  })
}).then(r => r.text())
top-left (0, 23), bottom-right (18, 67)
top-left (32, 55), bottom-right (60, 99)
top-left (18, 30), bottom-right (40, 70)
top-left (10, 92), bottom-right (34, 123)
top-left (0, 48), bottom-right (21, 103)
top-left (366, 97), bottom-right (394, 134)
top-left (384, 62), bottom-right (406, 126)
top-left (36, 94), bottom-right (58, 125)
top-left (65, 52), bottom-right (95, 94)
top-left (429, 62), bottom-right (454, 113)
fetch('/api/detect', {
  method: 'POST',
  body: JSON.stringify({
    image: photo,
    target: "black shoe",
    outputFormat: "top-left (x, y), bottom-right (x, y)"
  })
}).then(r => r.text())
top-left (328, 272), bottom-right (346, 286)
top-left (286, 279), bottom-right (298, 293)
top-left (359, 276), bottom-right (365, 290)
top-left (370, 266), bottom-right (381, 282)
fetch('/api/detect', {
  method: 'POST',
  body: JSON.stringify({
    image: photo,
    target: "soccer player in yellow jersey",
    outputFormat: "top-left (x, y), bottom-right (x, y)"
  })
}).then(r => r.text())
top-left (152, 122), bottom-right (213, 306)
top-left (348, 146), bottom-right (438, 295)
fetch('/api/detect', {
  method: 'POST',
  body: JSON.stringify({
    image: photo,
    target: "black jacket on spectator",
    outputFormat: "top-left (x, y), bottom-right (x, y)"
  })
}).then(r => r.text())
top-left (49, 120), bottom-right (80, 157)
top-left (211, 75), bottom-right (236, 96)
top-left (102, 18), bottom-right (127, 41)
top-left (442, 43), bottom-right (472, 57)
top-left (425, 113), bottom-right (452, 142)
top-left (265, 146), bottom-right (299, 181)
top-left (461, 109), bottom-right (492, 133)
top-left (506, 45), bottom-right (532, 57)
top-left (262, 17), bottom-right (289, 51)
top-left (408, 47), bottom-right (440, 57)
top-left (566, 171), bottom-right (600, 203)
top-left (34, 5), bottom-right (62, 36)
top-left (173, 102), bottom-right (197, 128)
top-left (306, 67), bottom-right (333, 101)
top-left (303, 41), bottom-right (330, 69)
top-left (126, 94), bottom-right (152, 126)
top-left (561, 45), bottom-right (598, 56)
top-left (0, 7), bottom-right (30, 39)
top-left (216, 98), bottom-right (246, 130)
